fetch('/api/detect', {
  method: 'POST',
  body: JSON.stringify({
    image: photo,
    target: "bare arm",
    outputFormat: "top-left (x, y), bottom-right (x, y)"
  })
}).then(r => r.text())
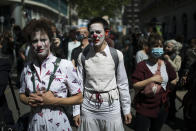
top-left (19, 93), bottom-right (43, 107)
top-left (133, 75), bottom-right (163, 90)
top-left (19, 93), bottom-right (29, 105)
top-left (41, 91), bottom-right (83, 106)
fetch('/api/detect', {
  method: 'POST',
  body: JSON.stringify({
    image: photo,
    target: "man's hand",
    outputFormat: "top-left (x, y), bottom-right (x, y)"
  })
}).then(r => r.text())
top-left (124, 113), bottom-right (132, 124)
top-left (73, 114), bottom-right (81, 127)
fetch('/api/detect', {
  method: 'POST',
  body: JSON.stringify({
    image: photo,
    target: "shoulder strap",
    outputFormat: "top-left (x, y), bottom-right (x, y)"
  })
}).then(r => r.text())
top-left (109, 47), bottom-right (119, 77)
top-left (47, 57), bottom-right (61, 91)
top-left (156, 59), bottom-right (162, 74)
top-left (31, 58), bottom-right (61, 92)
top-left (30, 63), bottom-right (36, 93)
top-left (81, 44), bottom-right (93, 84)
top-left (81, 53), bottom-right (86, 85)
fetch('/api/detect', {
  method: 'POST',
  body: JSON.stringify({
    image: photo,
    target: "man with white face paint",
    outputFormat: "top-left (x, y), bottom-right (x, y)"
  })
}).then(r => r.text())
top-left (19, 19), bottom-right (83, 131)
top-left (75, 17), bottom-right (132, 131)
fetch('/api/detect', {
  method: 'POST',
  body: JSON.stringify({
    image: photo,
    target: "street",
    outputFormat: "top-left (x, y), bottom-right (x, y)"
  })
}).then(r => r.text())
top-left (5, 86), bottom-right (186, 131)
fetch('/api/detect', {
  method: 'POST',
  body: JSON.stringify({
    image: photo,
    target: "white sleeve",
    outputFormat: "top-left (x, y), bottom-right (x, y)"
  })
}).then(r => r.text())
top-left (19, 67), bottom-right (27, 94)
top-left (73, 53), bottom-right (84, 116)
top-left (116, 50), bottom-right (131, 115)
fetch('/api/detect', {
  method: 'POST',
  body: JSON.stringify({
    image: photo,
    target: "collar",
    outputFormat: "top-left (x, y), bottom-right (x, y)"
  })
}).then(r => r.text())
top-left (90, 44), bottom-right (110, 56)
top-left (33, 53), bottom-right (55, 67)
top-left (99, 44), bottom-right (110, 56)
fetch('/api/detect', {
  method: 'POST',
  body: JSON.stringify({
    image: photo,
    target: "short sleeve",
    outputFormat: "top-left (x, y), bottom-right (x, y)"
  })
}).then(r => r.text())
top-left (65, 61), bottom-right (82, 95)
top-left (131, 62), bottom-right (145, 84)
top-left (19, 67), bottom-right (27, 94)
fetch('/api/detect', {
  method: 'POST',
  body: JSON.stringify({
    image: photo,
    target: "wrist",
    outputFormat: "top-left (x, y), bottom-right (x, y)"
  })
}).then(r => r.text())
top-left (26, 97), bottom-right (30, 105)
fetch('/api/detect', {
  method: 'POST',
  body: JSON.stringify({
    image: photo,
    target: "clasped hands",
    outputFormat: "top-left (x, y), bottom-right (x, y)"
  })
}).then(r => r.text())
top-left (27, 90), bottom-right (55, 107)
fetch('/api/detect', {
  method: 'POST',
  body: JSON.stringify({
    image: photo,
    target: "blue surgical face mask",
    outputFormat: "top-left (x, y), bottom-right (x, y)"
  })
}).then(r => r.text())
top-left (151, 48), bottom-right (164, 58)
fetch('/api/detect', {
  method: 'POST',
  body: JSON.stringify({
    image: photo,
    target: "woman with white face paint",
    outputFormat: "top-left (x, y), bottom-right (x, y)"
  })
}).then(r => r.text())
top-left (132, 33), bottom-right (177, 131)
top-left (75, 17), bottom-right (132, 131)
top-left (19, 19), bottom-right (83, 131)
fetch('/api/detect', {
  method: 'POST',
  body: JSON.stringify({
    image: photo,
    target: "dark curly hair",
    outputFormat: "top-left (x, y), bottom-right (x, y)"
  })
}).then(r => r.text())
top-left (25, 18), bottom-right (53, 43)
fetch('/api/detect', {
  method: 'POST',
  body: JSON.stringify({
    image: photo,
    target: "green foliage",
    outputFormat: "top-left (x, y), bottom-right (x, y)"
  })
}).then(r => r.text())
top-left (70, 0), bottom-right (130, 18)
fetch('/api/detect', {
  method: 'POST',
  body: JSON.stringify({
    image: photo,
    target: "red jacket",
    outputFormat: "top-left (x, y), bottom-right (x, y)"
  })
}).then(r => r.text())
top-left (132, 60), bottom-right (176, 118)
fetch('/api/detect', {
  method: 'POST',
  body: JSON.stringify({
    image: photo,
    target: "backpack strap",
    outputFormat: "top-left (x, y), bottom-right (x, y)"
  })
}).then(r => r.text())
top-left (109, 47), bottom-right (119, 77)
top-left (81, 54), bottom-right (86, 84)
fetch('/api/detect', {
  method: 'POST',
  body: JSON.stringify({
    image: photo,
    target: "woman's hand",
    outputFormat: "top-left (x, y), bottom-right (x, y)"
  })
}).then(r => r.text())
top-left (164, 54), bottom-right (170, 61)
top-left (40, 91), bottom-right (56, 105)
top-left (150, 74), bottom-right (163, 83)
top-left (28, 93), bottom-right (43, 107)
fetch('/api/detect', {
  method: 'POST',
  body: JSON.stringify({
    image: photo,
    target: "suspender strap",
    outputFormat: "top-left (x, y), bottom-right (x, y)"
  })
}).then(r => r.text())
top-left (47, 58), bottom-right (61, 91)
top-left (31, 58), bottom-right (61, 93)
top-left (30, 64), bottom-right (36, 93)
top-left (155, 59), bottom-right (162, 75)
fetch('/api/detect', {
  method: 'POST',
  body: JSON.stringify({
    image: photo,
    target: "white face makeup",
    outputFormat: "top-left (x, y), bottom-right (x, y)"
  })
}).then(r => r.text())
top-left (31, 31), bottom-right (51, 59)
top-left (89, 23), bottom-right (105, 46)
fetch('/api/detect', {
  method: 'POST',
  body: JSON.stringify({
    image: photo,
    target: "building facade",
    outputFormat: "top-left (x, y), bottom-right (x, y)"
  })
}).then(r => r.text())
top-left (123, 0), bottom-right (141, 34)
top-left (0, 0), bottom-right (68, 33)
top-left (140, 0), bottom-right (196, 41)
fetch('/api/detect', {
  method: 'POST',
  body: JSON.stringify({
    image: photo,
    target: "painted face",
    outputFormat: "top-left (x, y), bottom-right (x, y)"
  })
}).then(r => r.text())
top-left (165, 42), bottom-right (174, 53)
top-left (31, 31), bottom-right (51, 59)
top-left (89, 23), bottom-right (105, 46)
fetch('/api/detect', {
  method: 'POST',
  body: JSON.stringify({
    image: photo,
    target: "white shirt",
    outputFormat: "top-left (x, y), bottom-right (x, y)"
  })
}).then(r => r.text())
top-left (75, 45), bottom-right (131, 116)
top-left (19, 54), bottom-right (82, 130)
top-left (67, 41), bottom-right (80, 60)
top-left (136, 50), bottom-right (148, 63)
top-left (146, 61), bottom-right (168, 90)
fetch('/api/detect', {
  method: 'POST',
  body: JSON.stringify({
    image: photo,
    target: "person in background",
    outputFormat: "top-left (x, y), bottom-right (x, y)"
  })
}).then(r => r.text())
top-left (180, 37), bottom-right (196, 87)
top-left (164, 39), bottom-right (182, 121)
top-left (71, 27), bottom-right (90, 68)
top-left (0, 31), bottom-right (15, 127)
top-left (132, 33), bottom-right (176, 131)
top-left (19, 18), bottom-right (83, 131)
top-left (67, 29), bottom-right (81, 61)
top-left (122, 37), bottom-right (135, 88)
top-left (135, 36), bottom-right (149, 64)
top-left (183, 61), bottom-right (196, 131)
top-left (75, 17), bottom-right (132, 131)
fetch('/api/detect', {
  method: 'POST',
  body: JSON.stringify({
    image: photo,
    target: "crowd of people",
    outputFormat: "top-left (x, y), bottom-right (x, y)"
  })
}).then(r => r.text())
top-left (0, 16), bottom-right (195, 131)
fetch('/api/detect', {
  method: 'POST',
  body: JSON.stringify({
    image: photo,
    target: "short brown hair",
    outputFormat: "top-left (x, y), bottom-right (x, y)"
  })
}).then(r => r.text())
top-left (25, 18), bottom-right (53, 43)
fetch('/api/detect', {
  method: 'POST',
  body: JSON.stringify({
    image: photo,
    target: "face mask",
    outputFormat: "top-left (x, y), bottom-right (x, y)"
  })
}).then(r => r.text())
top-left (76, 34), bottom-right (85, 41)
top-left (151, 48), bottom-right (164, 58)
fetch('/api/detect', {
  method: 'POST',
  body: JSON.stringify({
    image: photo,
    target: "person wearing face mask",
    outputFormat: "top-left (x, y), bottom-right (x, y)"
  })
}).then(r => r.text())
top-left (19, 19), bottom-right (83, 131)
top-left (71, 27), bottom-right (90, 68)
top-left (164, 39), bottom-right (182, 121)
top-left (132, 33), bottom-right (176, 131)
top-left (75, 17), bottom-right (132, 131)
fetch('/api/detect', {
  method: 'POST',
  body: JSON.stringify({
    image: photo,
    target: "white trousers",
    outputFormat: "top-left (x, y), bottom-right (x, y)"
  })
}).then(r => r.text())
top-left (78, 97), bottom-right (124, 131)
